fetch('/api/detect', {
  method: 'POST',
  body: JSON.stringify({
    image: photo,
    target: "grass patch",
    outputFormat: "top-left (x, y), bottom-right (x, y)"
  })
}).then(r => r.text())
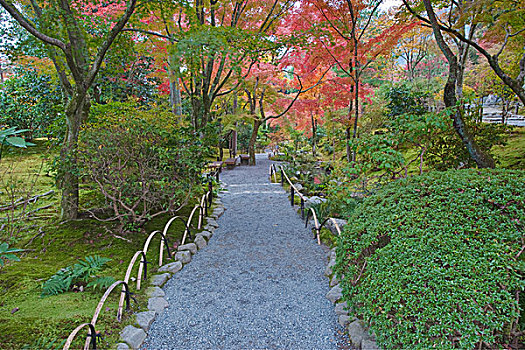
top-left (319, 227), bottom-right (337, 247)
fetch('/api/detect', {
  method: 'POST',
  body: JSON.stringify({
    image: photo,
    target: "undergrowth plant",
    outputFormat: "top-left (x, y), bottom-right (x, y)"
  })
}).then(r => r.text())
top-left (0, 242), bottom-right (23, 268)
top-left (78, 106), bottom-right (206, 231)
top-left (41, 255), bottom-right (115, 297)
top-left (22, 336), bottom-right (65, 350)
top-left (0, 157), bottom-right (49, 242)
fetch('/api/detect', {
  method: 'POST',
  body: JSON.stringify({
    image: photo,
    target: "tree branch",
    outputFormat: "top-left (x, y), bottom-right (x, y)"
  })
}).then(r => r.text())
top-left (264, 67), bottom-right (331, 121)
top-left (86, 0), bottom-right (138, 88)
top-left (121, 28), bottom-right (173, 41)
top-left (0, 0), bottom-right (66, 50)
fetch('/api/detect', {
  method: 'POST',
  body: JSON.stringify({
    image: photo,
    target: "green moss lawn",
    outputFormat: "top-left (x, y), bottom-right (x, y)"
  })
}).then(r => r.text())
top-left (0, 142), bottom-right (209, 348)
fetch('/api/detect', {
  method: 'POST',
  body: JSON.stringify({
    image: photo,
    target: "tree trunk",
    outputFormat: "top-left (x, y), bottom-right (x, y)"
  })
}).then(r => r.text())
top-left (232, 92), bottom-right (238, 156)
top-left (60, 91), bottom-right (90, 220)
top-left (346, 96), bottom-right (353, 162)
top-left (423, 0), bottom-right (495, 169)
top-left (248, 118), bottom-right (262, 165)
top-left (169, 79), bottom-right (183, 116)
top-left (311, 113), bottom-right (316, 157)
top-left (345, 127), bottom-right (351, 162)
top-left (352, 74), bottom-right (359, 162)
top-left (168, 54), bottom-right (183, 116)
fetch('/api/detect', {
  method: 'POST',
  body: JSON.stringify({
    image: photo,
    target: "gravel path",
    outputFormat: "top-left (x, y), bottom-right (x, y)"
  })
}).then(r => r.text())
top-left (143, 154), bottom-right (340, 349)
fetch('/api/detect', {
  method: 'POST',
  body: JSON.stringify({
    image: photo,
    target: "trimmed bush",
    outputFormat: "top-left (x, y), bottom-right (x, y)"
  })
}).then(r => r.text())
top-left (79, 112), bottom-right (206, 231)
top-left (336, 169), bottom-right (524, 349)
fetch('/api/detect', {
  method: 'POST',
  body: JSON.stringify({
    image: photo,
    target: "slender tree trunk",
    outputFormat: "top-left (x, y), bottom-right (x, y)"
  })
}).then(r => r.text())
top-left (232, 92), bottom-right (238, 156)
top-left (423, 0), bottom-right (495, 169)
top-left (346, 92), bottom-right (353, 162)
top-left (191, 95), bottom-right (201, 130)
top-left (311, 113), bottom-right (316, 157)
top-left (352, 73), bottom-right (359, 162)
top-left (248, 118), bottom-right (262, 165)
top-left (345, 127), bottom-right (351, 162)
top-left (60, 91), bottom-right (90, 220)
top-left (169, 79), bottom-right (182, 115)
top-left (168, 54), bottom-right (183, 116)
top-left (332, 137), bottom-right (335, 162)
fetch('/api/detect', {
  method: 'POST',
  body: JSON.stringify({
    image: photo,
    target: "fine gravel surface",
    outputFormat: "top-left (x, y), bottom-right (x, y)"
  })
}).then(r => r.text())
top-left (143, 154), bottom-right (343, 349)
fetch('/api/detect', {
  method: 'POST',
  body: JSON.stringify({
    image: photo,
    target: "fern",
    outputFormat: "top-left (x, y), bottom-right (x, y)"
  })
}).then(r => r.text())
top-left (87, 276), bottom-right (116, 290)
top-left (22, 336), bottom-right (66, 350)
top-left (41, 269), bottom-right (72, 297)
top-left (41, 255), bottom-right (112, 297)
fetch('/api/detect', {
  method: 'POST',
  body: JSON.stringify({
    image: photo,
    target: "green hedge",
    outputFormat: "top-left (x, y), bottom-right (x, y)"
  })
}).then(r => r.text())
top-left (336, 169), bottom-right (525, 349)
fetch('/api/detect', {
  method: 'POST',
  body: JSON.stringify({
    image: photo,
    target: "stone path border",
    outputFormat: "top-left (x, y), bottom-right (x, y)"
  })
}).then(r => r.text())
top-left (324, 247), bottom-right (380, 350)
top-left (272, 163), bottom-right (381, 349)
top-left (117, 198), bottom-right (226, 349)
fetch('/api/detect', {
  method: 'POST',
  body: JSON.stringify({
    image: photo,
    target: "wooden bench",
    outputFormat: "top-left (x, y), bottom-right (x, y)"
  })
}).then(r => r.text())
top-left (224, 158), bottom-right (237, 169)
top-left (208, 161), bottom-right (224, 173)
top-left (240, 154), bottom-right (250, 165)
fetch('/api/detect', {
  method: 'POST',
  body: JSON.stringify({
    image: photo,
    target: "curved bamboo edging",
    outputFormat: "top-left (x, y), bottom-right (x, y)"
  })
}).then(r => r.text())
top-left (164, 216), bottom-right (189, 247)
top-left (328, 218), bottom-right (342, 236)
top-left (117, 250), bottom-right (147, 323)
top-left (63, 323), bottom-right (97, 350)
top-left (269, 164), bottom-right (278, 183)
top-left (309, 207), bottom-right (321, 245)
top-left (274, 164), bottom-right (344, 245)
top-left (137, 230), bottom-right (172, 290)
top-left (279, 165), bottom-right (307, 202)
top-left (64, 168), bottom-right (221, 349)
top-left (84, 280), bottom-right (130, 349)
top-left (64, 280), bottom-right (130, 350)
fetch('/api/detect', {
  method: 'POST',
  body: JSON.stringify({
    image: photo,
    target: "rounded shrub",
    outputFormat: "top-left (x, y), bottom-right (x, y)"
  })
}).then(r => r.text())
top-left (336, 169), bottom-right (524, 349)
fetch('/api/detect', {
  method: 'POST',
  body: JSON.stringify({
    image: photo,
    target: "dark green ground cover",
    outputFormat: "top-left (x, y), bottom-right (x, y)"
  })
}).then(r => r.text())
top-left (336, 169), bottom-right (524, 349)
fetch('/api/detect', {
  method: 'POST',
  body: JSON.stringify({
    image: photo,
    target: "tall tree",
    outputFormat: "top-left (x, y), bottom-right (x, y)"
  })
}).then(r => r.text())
top-left (289, 0), bottom-right (414, 161)
top-left (128, 0), bottom-right (297, 131)
top-left (403, 0), bottom-right (525, 106)
top-left (402, 0), bottom-right (496, 168)
top-left (0, 0), bottom-right (138, 219)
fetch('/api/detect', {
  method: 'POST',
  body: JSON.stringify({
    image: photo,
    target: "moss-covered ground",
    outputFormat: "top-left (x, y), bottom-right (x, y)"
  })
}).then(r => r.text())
top-left (0, 142), bottom-right (211, 349)
top-left (492, 126), bottom-right (525, 169)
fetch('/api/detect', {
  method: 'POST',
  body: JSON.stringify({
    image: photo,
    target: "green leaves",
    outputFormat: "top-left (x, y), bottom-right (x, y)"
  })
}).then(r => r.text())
top-left (336, 169), bottom-right (525, 349)
top-left (0, 127), bottom-right (30, 148)
top-left (41, 255), bottom-right (114, 297)
top-left (0, 242), bottom-right (23, 267)
top-left (80, 102), bottom-right (207, 229)
top-left (86, 276), bottom-right (117, 291)
top-left (0, 67), bottom-right (64, 140)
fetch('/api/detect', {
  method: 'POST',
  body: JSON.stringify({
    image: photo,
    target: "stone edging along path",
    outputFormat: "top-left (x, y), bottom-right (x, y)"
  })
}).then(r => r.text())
top-left (277, 163), bottom-right (381, 350)
top-left (116, 198), bottom-right (226, 350)
top-left (323, 246), bottom-right (380, 350)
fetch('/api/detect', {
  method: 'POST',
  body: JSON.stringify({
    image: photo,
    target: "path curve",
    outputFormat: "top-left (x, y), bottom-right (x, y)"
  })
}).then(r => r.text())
top-left (143, 154), bottom-right (340, 349)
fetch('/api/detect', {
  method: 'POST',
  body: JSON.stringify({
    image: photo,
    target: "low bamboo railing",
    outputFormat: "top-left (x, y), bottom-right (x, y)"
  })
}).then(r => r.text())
top-left (270, 164), bottom-right (343, 245)
top-left (63, 168), bottom-right (219, 350)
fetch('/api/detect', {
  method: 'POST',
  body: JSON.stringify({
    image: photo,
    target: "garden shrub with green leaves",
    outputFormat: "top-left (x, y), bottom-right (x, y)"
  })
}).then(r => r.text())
top-left (78, 104), bottom-right (207, 230)
top-left (336, 169), bottom-right (524, 349)
top-left (0, 67), bottom-right (63, 140)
